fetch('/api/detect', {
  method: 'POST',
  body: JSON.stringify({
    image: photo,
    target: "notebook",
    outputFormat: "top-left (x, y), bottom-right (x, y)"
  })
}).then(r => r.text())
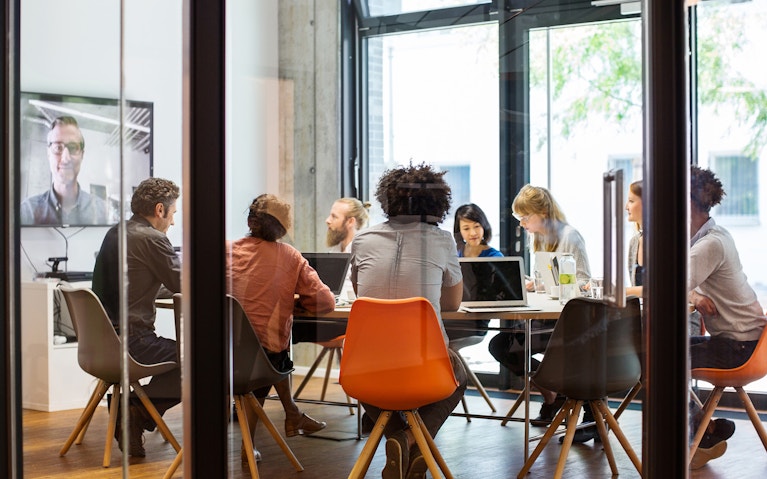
top-left (301, 252), bottom-right (352, 296)
top-left (459, 256), bottom-right (537, 312)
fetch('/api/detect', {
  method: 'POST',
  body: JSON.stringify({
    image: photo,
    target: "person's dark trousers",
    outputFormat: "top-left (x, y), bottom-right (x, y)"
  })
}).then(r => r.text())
top-left (127, 331), bottom-right (182, 427)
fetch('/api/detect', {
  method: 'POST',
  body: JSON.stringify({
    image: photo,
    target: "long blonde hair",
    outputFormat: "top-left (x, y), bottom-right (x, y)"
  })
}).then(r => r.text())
top-left (512, 184), bottom-right (568, 252)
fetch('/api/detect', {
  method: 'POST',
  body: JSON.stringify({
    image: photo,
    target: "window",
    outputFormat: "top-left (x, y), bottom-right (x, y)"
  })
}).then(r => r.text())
top-left (709, 153), bottom-right (759, 224)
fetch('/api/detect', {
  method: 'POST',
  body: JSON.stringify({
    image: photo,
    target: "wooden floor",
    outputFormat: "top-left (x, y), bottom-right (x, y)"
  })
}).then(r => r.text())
top-left (21, 375), bottom-right (767, 478)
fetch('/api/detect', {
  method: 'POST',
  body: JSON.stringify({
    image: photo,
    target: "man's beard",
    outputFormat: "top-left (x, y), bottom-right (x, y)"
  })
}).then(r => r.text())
top-left (326, 227), bottom-right (347, 247)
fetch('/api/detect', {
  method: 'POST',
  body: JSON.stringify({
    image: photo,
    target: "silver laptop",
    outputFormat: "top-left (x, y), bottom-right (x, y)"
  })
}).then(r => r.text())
top-left (459, 256), bottom-right (536, 312)
top-left (534, 251), bottom-right (561, 294)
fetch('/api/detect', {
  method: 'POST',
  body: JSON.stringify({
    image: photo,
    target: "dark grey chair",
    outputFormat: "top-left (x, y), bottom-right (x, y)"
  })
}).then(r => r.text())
top-left (517, 296), bottom-right (643, 479)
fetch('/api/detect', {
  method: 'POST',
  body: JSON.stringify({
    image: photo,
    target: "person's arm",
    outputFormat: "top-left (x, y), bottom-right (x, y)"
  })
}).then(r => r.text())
top-left (688, 236), bottom-right (724, 318)
top-left (626, 285), bottom-right (643, 297)
top-left (440, 280), bottom-right (463, 311)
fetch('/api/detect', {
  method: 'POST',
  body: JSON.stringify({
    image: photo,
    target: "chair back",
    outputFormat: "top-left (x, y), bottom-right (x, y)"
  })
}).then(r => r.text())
top-left (532, 296), bottom-right (642, 400)
top-left (227, 295), bottom-right (292, 394)
top-left (172, 293), bottom-right (183, 362)
top-left (692, 322), bottom-right (767, 387)
top-left (339, 297), bottom-right (458, 411)
top-left (59, 285), bottom-right (177, 384)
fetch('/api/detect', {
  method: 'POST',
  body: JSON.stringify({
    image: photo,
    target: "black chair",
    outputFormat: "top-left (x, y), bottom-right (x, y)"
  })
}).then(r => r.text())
top-left (229, 294), bottom-right (304, 478)
top-left (517, 296), bottom-right (643, 479)
top-left (163, 295), bottom-right (305, 479)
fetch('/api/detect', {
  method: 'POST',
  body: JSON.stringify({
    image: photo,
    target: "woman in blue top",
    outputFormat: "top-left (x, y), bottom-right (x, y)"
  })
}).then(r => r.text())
top-left (453, 203), bottom-right (502, 258)
top-left (449, 203), bottom-right (501, 344)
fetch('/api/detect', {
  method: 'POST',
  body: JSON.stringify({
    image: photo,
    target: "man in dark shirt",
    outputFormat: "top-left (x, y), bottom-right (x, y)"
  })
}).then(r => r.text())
top-left (92, 177), bottom-right (181, 457)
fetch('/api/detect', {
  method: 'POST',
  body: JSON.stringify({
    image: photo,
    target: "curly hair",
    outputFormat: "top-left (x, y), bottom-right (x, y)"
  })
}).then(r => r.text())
top-left (375, 163), bottom-right (452, 223)
top-left (690, 166), bottom-right (725, 213)
top-left (247, 194), bottom-right (291, 241)
top-left (453, 203), bottom-right (493, 252)
top-left (131, 178), bottom-right (180, 217)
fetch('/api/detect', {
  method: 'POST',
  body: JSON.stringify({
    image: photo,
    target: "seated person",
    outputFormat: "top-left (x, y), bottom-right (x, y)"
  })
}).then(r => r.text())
top-left (291, 197), bottom-right (370, 345)
top-left (226, 194), bottom-right (336, 461)
top-left (487, 185), bottom-right (591, 430)
top-left (351, 163), bottom-right (467, 479)
top-left (449, 203), bottom-right (502, 348)
top-left (687, 166), bottom-right (764, 468)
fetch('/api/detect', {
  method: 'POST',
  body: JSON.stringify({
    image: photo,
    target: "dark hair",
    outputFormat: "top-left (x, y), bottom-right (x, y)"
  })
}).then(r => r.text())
top-left (374, 162), bottom-right (452, 223)
top-left (48, 116), bottom-right (85, 150)
top-left (247, 194), bottom-right (291, 241)
top-left (131, 178), bottom-right (180, 216)
top-left (453, 203), bottom-right (493, 252)
top-left (690, 166), bottom-right (725, 213)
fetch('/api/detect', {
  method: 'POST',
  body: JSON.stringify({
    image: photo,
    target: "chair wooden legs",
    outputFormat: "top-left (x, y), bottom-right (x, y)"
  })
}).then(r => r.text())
top-left (454, 351), bottom-right (496, 422)
top-left (518, 398), bottom-right (641, 479)
top-left (59, 379), bottom-right (110, 456)
top-left (347, 410), bottom-right (454, 479)
top-left (234, 395), bottom-right (261, 479)
top-left (690, 385), bottom-right (767, 466)
top-left (501, 393), bottom-right (526, 426)
top-left (104, 385), bottom-right (122, 467)
top-left (403, 410), bottom-right (455, 479)
top-left (162, 449), bottom-right (183, 479)
top-left (131, 382), bottom-right (182, 453)
top-left (242, 393), bottom-right (304, 473)
top-left (735, 386), bottom-right (767, 451)
top-left (294, 345), bottom-right (356, 414)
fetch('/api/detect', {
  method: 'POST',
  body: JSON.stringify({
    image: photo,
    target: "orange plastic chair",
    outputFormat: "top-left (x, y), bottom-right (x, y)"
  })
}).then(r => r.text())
top-left (339, 297), bottom-right (459, 479)
top-left (689, 324), bottom-right (767, 463)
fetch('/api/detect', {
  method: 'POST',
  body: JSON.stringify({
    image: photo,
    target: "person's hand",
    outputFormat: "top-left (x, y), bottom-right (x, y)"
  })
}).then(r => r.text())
top-left (525, 279), bottom-right (534, 292)
top-left (690, 290), bottom-right (718, 318)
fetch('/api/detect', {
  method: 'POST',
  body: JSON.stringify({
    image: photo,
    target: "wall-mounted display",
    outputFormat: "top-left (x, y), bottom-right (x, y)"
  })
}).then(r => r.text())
top-left (19, 91), bottom-right (153, 227)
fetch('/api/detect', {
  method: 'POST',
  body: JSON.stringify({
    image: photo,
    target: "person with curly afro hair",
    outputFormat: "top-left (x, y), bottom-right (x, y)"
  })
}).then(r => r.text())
top-left (688, 165), bottom-right (766, 468)
top-left (350, 162), bottom-right (467, 479)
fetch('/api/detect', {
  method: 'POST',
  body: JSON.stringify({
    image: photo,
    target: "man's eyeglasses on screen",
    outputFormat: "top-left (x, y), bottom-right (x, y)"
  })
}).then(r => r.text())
top-left (48, 142), bottom-right (83, 156)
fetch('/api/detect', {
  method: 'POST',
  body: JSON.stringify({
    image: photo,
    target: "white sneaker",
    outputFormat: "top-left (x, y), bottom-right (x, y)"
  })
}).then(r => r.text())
top-left (690, 440), bottom-right (727, 469)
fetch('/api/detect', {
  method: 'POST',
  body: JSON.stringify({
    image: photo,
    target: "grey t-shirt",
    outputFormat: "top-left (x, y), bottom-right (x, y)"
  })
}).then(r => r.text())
top-left (350, 218), bottom-right (462, 344)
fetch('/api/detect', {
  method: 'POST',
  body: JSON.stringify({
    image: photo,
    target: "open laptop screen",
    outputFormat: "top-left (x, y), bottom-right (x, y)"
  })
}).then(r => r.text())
top-left (301, 252), bottom-right (351, 296)
top-left (459, 256), bottom-right (528, 307)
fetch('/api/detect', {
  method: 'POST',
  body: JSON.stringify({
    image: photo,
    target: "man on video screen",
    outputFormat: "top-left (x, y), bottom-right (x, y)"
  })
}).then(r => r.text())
top-left (20, 116), bottom-right (108, 225)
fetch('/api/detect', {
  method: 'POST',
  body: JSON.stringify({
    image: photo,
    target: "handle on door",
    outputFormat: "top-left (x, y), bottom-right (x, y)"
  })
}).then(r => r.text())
top-left (603, 169), bottom-right (626, 307)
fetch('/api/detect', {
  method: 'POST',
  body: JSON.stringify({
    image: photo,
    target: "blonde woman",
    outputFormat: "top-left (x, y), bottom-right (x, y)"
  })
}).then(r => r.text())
top-left (488, 184), bottom-right (593, 436)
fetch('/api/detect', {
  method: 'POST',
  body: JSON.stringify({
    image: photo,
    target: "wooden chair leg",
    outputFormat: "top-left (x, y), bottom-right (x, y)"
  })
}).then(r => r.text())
top-left (460, 396), bottom-right (472, 423)
top-left (103, 385), bottom-right (121, 468)
top-left (735, 386), bottom-right (767, 451)
top-left (321, 348), bottom-right (336, 400)
top-left (245, 393), bottom-right (304, 472)
top-left (404, 410), bottom-right (454, 479)
top-left (335, 348), bottom-right (356, 415)
top-left (689, 387), bottom-right (724, 462)
top-left (131, 382), bottom-right (181, 452)
top-left (553, 401), bottom-right (583, 479)
top-left (455, 350), bottom-right (496, 412)
top-left (60, 380), bottom-right (110, 456)
top-left (234, 396), bottom-right (260, 479)
top-left (591, 400), bottom-right (618, 475)
top-left (348, 411), bottom-right (391, 479)
top-left (594, 399), bottom-right (642, 474)
top-left (293, 346), bottom-right (330, 398)
top-left (613, 380), bottom-right (642, 421)
top-left (501, 393), bottom-right (526, 426)
top-left (517, 399), bottom-right (576, 479)
top-left (162, 449), bottom-right (183, 479)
